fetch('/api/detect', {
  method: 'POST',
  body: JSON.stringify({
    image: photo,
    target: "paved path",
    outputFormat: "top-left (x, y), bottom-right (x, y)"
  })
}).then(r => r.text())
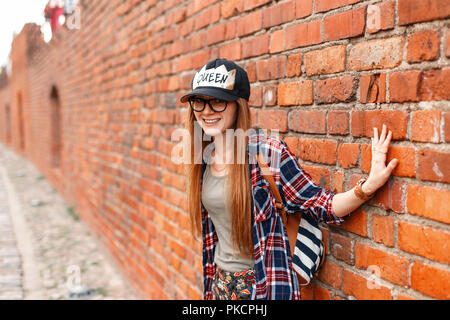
top-left (0, 177), bottom-right (23, 299)
top-left (0, 144), bottom-right (140, 300)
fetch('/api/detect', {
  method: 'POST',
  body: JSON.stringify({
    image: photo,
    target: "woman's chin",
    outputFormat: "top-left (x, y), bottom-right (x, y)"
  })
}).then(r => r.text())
top-left (203, 127), bottom-right (222, 137)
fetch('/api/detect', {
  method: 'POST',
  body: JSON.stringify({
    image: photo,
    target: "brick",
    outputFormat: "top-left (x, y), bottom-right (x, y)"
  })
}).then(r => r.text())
top-left (338, 143), bottom-right (359, 168)
top-left (336, 208), bottom-right (368, 237)
top-left (355, 243), bottom-right (410, 286)
top-left (332, 170), bottom-right (345, 194)
top-left (256, 56), bottom-right (286, 81)
top-left (407, 30), bottom-right (440, 63)
top-left (372, 215), bottom-right (394, 247)
top-left (242, 33), bottom-right (269, 59)
top-left (331, 233), bottom-right (353, 264)
top-left (242, 0), bottom-right (271, 12)
top-left (285, 20), bottom-right (321, 50)
top-left (269, 29), bottom-right (284, 53)
top-left (351, 110), bottom-right (408, 140)
top-left (283, 137), bottom-right (299, 157)
top-left (361, 144), bottom-right (415, 178)
top-left (278, 80), bottom-right (313, 106)
top-left (321, 227), bottom-right (330, 255)
top-left (263, 1), bottom-right (295, 28)
top-left (195, 5), bottom-right (220, 30)
top-left (328, 111), bottom-right (349, 135)
top-left (388, 70), bottom-right (422, 103)
top-left (360, 73), bottom-right (386, 103)
top-left (444, 112), bottom-right (450, 142)
top-left (343, 270), bottom-right (392, 300)
top-left (302, 165), bottom-right (330, 189)
top-left (446, 31), bottom-right (450, 57)
top-left (419, 68), bottom-right (450, 101)
top-left (317, 261), bottom-right (343, 290)
top-left (304, 45), bottom-right (346, 76)
top-left (300, 282), bottom-right (314, 300)
top-left (245, 61), bottom-right (257, 82)
top-left (225, 20), bottom-right (237, 40)
top-left (180, 18), bottom-right (195, 37)
top-left (411, 261), bottom-right (450, 300)
top-left (237, 10), bottom-right (262, 36)
top-left (256, 109), bottom-right (288, 132)
top-left (367, 1), bottom-right (395, 34)
top-left (315, 75), bottom-right (357, 104)
top-left (314, 285), bottom-right (332, 300)
top-left (370, 179), bottom-right (406, 214)
top-left (219, 41), bottom-right (241, 61)
top-left (398, 0), bottom-right (450, 25)
top-left (295, 0), bottom-right (313, 19)
top-left (315, 0), bottom-right (361, 12)
top-left (250, 109), bottom-right (258, 127)
top-left (418, 149), bottom-right (450, 183)
top-left (298, 139), bottom-right (337, 164)
top-left (287, 53), bottom-right (302, 77)
top-left (323, 7), bottom-right (366, 41)
top-left (407, 184), bottom-right (450, 224)
top-left (249, 86), bottom-right (262, 107)
top-left (411, 110), bottom-right (441, 143)
top-left (348, 37), bottom-right (404, 71)
top-left (288, 110), bottom-right (326, 134)
top-left (398, 222), bottom-right (450, 264)
top-left (191, 50), bottom-right (211, 70)
top-left (206, 24), bottom-right (226, 46)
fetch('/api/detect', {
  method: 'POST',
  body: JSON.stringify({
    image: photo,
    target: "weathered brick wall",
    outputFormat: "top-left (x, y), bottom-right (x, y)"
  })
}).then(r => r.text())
top-left (0, 0), bottom-right (449, 300)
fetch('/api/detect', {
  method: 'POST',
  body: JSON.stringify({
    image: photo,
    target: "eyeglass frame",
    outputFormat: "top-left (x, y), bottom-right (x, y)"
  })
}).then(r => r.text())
top-left (188, 97), bottom-right (230, 113)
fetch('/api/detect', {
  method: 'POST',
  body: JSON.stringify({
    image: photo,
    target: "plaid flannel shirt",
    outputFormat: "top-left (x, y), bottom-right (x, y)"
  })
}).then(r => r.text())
top-left (200, 132), bottom-right (345, 300)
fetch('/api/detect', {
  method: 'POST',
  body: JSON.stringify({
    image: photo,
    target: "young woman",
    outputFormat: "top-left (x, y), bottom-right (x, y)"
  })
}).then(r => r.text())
top-left (180, 58), bottom-right (399, 300)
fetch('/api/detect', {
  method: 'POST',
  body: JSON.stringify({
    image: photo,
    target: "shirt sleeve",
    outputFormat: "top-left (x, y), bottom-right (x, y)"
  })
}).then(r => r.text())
top-left (278, 139), bottom-right (344, 225)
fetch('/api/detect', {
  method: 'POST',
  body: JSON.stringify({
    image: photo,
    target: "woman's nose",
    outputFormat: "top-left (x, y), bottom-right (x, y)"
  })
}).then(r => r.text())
top-left (202, 103), bottom-right (216, 114)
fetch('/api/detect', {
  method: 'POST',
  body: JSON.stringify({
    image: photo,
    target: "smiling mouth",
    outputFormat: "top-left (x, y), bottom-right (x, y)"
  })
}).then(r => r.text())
top-left (203, 118), bottom-right (221, 124)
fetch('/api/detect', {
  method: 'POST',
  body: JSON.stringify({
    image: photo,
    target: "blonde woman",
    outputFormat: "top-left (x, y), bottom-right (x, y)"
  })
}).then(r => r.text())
top-left (180, 59), bottom-right (398, 300)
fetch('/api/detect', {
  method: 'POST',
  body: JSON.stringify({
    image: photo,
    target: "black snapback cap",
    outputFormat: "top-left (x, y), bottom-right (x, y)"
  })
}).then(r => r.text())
top-left (180, 58), bottom-right (250, 103)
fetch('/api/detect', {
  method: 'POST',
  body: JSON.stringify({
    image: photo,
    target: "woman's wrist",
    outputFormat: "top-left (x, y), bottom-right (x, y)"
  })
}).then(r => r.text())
top-left (361, 178), bottom-right (377, 195)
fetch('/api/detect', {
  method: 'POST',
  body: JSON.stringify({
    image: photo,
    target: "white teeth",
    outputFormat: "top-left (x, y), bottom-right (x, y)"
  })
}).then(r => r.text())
top-left (204, 118), bottom-right (221, 123)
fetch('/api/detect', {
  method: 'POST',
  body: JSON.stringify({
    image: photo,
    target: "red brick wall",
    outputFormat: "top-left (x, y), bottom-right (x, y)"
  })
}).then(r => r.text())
top-left (0, 0), bottom-right (449, 300)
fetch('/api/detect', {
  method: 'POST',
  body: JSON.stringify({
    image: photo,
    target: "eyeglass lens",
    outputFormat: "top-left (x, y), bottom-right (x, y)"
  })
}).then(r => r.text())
top-left (189, 98), bottom-right (228, 112)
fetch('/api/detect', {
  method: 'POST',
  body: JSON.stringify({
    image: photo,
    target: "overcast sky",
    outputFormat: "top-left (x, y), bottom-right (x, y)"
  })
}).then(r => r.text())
top-left (0, 0), bottom-right (50, 69)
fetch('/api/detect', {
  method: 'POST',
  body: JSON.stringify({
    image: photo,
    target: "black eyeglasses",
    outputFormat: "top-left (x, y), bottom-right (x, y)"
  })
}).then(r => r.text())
top-left (188, 97), bottom-right (229, 112)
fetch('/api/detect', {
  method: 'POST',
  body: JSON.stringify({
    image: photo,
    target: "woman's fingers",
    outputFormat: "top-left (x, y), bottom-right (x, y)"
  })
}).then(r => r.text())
top-left (383, 130), bottom-right (393, 148)
top-left (373, 127), bottom-right (379, 145)
top-left (379, 124), bottom-right (387, 143)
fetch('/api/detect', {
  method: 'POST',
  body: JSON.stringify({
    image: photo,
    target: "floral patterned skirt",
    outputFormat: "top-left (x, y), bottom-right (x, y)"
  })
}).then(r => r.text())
top-left (211, 267), bottom-right (255, 300)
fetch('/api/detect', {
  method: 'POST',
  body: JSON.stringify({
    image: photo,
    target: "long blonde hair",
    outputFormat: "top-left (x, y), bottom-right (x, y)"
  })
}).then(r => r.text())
top-left (184, 98), bottom-right (253, 258)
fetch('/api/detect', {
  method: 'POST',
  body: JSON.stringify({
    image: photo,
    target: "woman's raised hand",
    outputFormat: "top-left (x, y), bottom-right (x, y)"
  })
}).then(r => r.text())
top-left (363, 124), bottom-right (399, 194)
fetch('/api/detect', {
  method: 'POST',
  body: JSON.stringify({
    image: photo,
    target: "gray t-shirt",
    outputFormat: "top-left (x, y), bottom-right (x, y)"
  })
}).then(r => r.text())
top-left (201, 164), bottom-right (255, 272)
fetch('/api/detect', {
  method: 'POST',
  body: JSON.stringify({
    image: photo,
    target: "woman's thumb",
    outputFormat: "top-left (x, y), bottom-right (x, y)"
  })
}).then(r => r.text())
top-left (386, 158), bottom-right (399, 173)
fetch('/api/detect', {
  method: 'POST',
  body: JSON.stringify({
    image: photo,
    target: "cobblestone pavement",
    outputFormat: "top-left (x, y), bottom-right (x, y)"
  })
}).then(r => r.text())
top-left (0, 144), bottom-right (141, 300)
top-left (0, 178), bottom-right (23, 299)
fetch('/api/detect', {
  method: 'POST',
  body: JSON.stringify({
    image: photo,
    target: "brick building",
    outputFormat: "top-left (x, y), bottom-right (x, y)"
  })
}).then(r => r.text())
top-left (0, 0), bottom-right (449, 300)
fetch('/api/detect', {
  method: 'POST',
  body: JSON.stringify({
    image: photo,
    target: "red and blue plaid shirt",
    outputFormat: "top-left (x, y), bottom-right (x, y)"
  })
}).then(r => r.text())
top-left (200, 132), bottom-right (344, 300)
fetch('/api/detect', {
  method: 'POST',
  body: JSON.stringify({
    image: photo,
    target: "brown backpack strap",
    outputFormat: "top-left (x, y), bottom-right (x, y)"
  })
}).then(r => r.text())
top-left (256, 151), bottom-right (288, 227)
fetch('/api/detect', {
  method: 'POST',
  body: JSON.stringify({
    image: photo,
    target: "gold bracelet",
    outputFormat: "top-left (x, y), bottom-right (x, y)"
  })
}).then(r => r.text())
top-left (354, 178), bottom-right (374, 201)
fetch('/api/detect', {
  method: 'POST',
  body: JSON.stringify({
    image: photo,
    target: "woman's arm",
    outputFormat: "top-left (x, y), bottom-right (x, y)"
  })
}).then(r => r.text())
top-left (332, 124), bottom-right (399, 218)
